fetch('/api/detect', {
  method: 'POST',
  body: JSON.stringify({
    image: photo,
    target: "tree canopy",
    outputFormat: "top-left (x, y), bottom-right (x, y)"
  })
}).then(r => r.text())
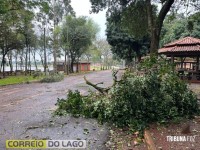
top-left (105, 2), bottom-right (150, 64)
top-left (90, 0), bottom-right (200, 54)
top-left (106, 16), bottom-right (149, 64)
top-left (61, 15), bottom-right (99, 72)
top-left (160, 12), bottom-right (200, 47)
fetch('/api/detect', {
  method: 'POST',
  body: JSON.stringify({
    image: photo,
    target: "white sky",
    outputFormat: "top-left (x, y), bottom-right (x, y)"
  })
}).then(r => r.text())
top-left (71, 0), bottom-right (107, 38)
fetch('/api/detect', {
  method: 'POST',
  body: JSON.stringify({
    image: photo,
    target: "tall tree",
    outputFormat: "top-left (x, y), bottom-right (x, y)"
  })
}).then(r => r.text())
top-left (94, 38), bottom-right (112, 69)
top-left (0, 0), bottom-right (28, 76)
top-left (0, 22), bottom-right (23, 76)
top-left (90, 0), bottom-right (199, 55)
top-left (51, 0), bottom-right (75, 72)
top-left (20, 10), bottom-right (34, 73)
top-left (106, 13), bottom-right (149, 65)
top-left (61, 16), bottom-right (99, 73)
top-left (160, 12), bottom-right (200, 47)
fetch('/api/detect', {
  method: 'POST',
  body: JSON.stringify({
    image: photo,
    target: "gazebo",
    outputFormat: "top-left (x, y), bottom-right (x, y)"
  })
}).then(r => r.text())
top-left (158, 36), bottom-right (200, 81)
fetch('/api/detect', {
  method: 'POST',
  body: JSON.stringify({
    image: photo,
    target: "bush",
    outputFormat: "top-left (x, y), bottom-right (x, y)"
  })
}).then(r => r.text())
top-left (33, 71), bottom-right (43, 78)
top-left (55, 90), bottom-right (83, 116)
top-left (54, 90), bottom-right (108, 122)
top-left (40, 73), bottom-right (64, 83)
top-left (54, 56), bottom-right (199, 135)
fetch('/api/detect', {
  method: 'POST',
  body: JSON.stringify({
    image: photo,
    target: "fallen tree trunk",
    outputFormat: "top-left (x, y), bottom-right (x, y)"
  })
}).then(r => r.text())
top-left (83, 76), bottom-right (109, 95)
top-left (83, 70), bottom-right (120, 95)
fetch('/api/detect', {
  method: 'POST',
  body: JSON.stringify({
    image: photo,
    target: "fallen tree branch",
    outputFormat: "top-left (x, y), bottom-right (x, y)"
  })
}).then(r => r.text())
top-left (95, 82), bottom-right (104, 86)
top-left (83, 70), bottom-right (121, 95)
top-left (112, 70), bottom-right (119, 86)
top-left (84, 76), bottom-right (109, 95)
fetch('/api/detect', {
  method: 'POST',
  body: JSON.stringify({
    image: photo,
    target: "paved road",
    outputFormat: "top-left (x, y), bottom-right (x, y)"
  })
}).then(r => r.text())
top-left (0, 70), bottom-right (117, 150)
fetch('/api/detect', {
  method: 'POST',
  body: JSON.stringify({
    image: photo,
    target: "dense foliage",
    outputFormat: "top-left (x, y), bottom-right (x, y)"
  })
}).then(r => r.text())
top-left (90, 0), bottom-right (199, 53)
top-left (54, 56), bottom-right (199, 135)
top-left (106, 20), bottom-right (149, 64)
top-left (40, 73), bottom-right (64, 83)
top-left (160, 12), bottom-right (200, 47)
top-left (60, 15), bottom-right (99, 73)
top-left (106, 7), bottom-right (150, 64)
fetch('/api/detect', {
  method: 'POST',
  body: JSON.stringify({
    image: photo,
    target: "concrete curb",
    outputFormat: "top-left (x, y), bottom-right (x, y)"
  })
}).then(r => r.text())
top-left (144, 130), bottom-right (156, 150)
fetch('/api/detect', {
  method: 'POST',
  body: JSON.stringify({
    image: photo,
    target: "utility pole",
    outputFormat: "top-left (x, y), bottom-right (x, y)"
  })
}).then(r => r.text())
top-left (53, 0), bottom-right (57, 73)
top-left (44, 27), bottom-right (47, 75)
top-left (29, 44), bottom-right (31, 75)
top-left (67, 26), bottom-right (70, 75)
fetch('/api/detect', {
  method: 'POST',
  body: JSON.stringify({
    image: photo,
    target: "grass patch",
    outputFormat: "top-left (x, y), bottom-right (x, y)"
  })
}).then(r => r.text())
top-left (0, 75), bottom-right (43, 86)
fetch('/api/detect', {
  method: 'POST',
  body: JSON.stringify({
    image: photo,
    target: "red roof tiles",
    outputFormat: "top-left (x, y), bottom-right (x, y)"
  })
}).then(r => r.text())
top-left (158, 37), bottom-right (200, 54)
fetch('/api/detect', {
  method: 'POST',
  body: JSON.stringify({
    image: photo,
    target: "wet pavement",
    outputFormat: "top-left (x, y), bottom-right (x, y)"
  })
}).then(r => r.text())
top-left (0, 70), bottom-right (116, 150)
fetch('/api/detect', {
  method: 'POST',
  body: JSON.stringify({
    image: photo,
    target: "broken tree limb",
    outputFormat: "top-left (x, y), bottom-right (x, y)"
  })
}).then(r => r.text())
top-left (95, 82), bottom-right (104, 86)
top-left (112, 70), bottom-right (119, 86)
top-left (83, 70), bottom-right (121, 95)
top-left (83, 76), bottom-right (109, 95)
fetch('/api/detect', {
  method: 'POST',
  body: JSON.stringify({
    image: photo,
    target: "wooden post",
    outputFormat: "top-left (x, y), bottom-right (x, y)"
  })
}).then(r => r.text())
top-left (181, 57), bottom-right (183, 69)
top-left (171, 55), bottom-right (175, 71)
top-left (197, 57), bottom-right (199, 71)
top-left (171, 55), bottom-right (174, 63)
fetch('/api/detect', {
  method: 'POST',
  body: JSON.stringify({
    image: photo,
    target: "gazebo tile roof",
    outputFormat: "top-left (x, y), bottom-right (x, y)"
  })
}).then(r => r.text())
top-left (159, 47), bottom-right (173, 53)
top-left (165, 37), bottom-right (200, 47)
top-left (158, 37), bottom-right (200, 54)
top-left (172, 45), bottom-right (200, 52)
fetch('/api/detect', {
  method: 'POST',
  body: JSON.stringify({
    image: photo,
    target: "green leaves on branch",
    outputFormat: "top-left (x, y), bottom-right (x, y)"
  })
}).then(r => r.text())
top-left (54, 56), bottom-right (199, 134)
top-left (40, 73), bottom-right (64, 83)
top-left (106, 18), bottom-right (150, 63)
top-left (121, 1), bottom-right (149, 38)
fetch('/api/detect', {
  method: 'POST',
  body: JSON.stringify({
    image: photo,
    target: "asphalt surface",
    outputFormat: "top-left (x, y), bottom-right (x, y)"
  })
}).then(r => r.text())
top-left (0, 70), bottom-right (117, 150)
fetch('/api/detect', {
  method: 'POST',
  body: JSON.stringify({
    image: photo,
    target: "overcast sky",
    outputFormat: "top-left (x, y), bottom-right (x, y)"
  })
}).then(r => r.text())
top-left (71, 0), bottom-right (107, 38)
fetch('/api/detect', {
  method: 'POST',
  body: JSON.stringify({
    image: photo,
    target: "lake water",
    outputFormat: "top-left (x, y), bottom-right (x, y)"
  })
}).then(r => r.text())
top-left (3, 65), bottom-right (53, 71)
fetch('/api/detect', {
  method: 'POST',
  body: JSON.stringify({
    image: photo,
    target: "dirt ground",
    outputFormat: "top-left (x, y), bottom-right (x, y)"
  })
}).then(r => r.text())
top-left (148, 84), bottom-right (200, 150)
top-left (0, 70), bottom-right (120, 150)
top-left (149, 117), bottom-right (200, 150)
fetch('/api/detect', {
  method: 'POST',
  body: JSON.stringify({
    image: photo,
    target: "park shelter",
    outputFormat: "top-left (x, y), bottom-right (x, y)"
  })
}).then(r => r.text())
top-left (57, 61), bottom-right (91, 72)
top-left (158, 36), bottom-right (200, 81)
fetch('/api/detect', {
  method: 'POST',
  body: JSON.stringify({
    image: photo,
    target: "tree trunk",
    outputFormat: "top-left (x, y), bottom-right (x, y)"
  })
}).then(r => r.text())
top-left (20, 55), bottom-right (23, 71)
top-left (25, 36), bottom-right (29, 74)
top-left (87, 57), bottom-right (90, 71)
top-left (149, 27), bottom-right (160, 55)
top-left (76, 60), bottom-right (79, 73)
top-left (146, 0), bottom-right (175, 55)
top-left (15, 50), bottom-right (19, 72)
top-left (2, 54), bottom-right (6, 78)
top-left (67, 53), bottom-right (70, 75)
top-left (28, 45), bottom-right (31, 75)
top-left (15, 53), bottom-right (18, 73)
top-left (44, 27), bottom-right (47, 75)
top-left (71, 59), bottom-right (74, 73)
top-left (25, 47), bottom-right (28, 74)
top-left (32, 50), bottom-right (38, 70)
top-left (39, 54), bottom-right (44, 68)
top-left (53, 2), bottom-right (58, 73)
top-left (137, 55), bottom-right (142, 63)
top-left (53, 37), bottom-right (57, 73)
top-left (7, 52), bottom-right (13, 72)
top-left (64, 49), bottom-right (67, 73)
top-left (0, 60), bottom-right (2, 72)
